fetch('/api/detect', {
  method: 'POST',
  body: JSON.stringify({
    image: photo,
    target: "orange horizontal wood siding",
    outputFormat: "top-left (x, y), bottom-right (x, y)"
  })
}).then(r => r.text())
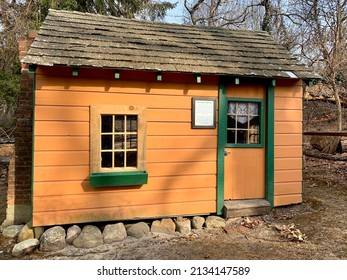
top-left (274, 80), bottom-right (303, 206)
top-left (32, 67), bottom-right (218, 226)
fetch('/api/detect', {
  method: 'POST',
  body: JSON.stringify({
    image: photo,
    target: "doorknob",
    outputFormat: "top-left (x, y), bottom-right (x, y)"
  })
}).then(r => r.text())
top-left (224, 150), bottom-right (230, 156)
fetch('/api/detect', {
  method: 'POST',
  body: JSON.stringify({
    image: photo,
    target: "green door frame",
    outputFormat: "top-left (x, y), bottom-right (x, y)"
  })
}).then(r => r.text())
top-left (216, 79), bottom-right (275, 215)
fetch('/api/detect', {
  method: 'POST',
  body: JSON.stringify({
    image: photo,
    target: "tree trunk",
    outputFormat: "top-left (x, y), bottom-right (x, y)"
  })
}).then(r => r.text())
top-left (262, 0), bottom-right (272, 32)
top-left (332, 80), bottom-right (343, 131)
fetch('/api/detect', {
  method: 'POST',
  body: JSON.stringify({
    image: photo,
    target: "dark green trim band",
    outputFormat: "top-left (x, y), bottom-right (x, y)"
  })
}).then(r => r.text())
top-left (90, 171), bottom-right (148, 187)
top-left (217, 82), bottom-right (227, 215)
top-left (265, 80), bottom-right (275, 207)
top-left (30, 66), bottom-right (37, 224)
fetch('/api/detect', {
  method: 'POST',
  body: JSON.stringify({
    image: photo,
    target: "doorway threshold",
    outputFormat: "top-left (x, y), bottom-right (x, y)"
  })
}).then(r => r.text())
top-left (223, 199), bottom-right (271, 218)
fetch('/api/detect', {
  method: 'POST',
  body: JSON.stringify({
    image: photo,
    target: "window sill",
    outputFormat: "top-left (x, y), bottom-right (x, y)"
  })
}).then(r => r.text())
top-left (225, 143), bottom-right (264, 148)
top-left (90, 171), bottom-right (148, 188)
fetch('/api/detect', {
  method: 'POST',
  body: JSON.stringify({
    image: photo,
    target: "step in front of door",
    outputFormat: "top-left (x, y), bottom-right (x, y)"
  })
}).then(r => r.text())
top-left (223, 199), bottom-right (271, 218)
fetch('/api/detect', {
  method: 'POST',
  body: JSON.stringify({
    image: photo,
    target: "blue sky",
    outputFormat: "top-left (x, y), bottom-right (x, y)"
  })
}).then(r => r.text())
top-left (164, 0), bottom-right (185, 24)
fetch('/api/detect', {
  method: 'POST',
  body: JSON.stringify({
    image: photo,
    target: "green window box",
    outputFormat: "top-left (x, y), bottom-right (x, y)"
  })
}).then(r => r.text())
top-left (90, 171), bottom-right (148, 187)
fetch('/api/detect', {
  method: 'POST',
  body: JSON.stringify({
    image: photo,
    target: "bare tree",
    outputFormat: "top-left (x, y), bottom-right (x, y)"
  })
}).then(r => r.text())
top-left (289, 0), bottom-right (347, 131)
top-left (183, 0), bottom-right (280, 30)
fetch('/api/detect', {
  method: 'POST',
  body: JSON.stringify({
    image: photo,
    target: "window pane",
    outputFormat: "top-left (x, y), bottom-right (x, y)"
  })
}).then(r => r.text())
top-left (101, 135), bottom-right (112, 150)
top-left (249, 130), bottom-right (259, 144)
top-left (127, 115), bottom-right (137, 132)
top-left (227, 116), bottom-right (236, 129)
top-left (237, 130), bottom-right (248, 144)
top-left (114, 152), bottom-right (125, 167)
top-left (249, 102), bottom-right (259, 116)
top-left (250, 116), bottom-right (259, 126)
top-left (227, 129), bottom-right (236, 144)
top-left (114, 135), bottom-right (125, 150)
top-left (237, 118), bottom-right (249, 128)
top-left (237, 102), bottom-right (248, 115)
top-left (115, 115), bottom-right (124, 133)
top-left (101, 115), bottom-right (113, 133)
top-left (126, 134), bottom-right (137, 149)
top-left (101, 152), bottom-right (112, 168)
top-left (228, 102), bottom-right (236, 115)
top-left (126, 151), bottom-right (137, 167)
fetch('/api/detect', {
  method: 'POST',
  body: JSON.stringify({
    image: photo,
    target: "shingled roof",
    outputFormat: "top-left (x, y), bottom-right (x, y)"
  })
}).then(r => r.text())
top-left (22, 9), bottom-right (320, 80)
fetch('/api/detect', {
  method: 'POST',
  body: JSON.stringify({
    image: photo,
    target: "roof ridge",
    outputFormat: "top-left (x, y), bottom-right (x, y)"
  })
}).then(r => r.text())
top-left (47, 9), bottom-right (270, 36)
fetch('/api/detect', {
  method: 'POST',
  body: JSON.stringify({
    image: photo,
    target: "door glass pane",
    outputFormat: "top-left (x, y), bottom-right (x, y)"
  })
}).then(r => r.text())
top-left (227, 129), bottom-right (236, 144)
top-left (237, 130), bottom-right (248, 144)
top-left (249, 102), bottom-right (259, 116)
top-left (227, 116), bottom-right (236, 129)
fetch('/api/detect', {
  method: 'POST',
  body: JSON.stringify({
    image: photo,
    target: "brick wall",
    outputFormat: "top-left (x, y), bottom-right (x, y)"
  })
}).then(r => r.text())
top-left (0, 159), bottom-right (9, 224)
top-left (0, 143), bottom-right (14, 225)
top-left (2, 31), bottom-right (37, 227)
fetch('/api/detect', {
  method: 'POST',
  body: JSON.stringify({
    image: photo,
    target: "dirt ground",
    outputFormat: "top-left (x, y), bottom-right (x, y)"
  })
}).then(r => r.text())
top-left (1, 151), bottom-right (346, 260)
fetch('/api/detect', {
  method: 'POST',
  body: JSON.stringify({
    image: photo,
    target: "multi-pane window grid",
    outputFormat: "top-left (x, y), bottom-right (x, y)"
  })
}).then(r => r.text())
top-left (227, 101), bottom-right (260, 144)
top-left (101, 115), bottom-right (138, 169)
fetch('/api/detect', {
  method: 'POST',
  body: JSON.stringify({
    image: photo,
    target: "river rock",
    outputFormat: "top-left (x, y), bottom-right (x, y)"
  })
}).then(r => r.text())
top-left (12, 238), bottom-right (40, 257)
top-left (175, 217), bottom-right (191, 235)
top-left (66, 225), bottom-right (81, 245)
top-left (34, 227), bottom-right (45, 239)
top-left (205, 216), bottom-right (226, 228)
top-left (192, 216), bottom-right (205, 230)
top-left (72, 225), bottom-right (104, 248)
top-left (2, 225), bottom-right (24, 239)
top-left (17, 223), bottom-right (34, 242)
top-left (151, 218), bottom-right (176, 235)
top-left (126, 222), bottom-right (149, 238)
top-left (103, 223), bottom-right (127, 244)
top-left (39, 226), bottom-right (67, 252)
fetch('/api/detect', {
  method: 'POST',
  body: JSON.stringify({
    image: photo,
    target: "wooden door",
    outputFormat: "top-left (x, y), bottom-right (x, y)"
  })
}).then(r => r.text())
top-left (224, 84), bottom-right (266, 200)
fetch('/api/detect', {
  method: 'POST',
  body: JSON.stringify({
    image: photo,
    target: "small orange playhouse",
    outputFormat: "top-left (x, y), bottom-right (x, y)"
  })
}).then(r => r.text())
top-left (20, 10), bottom-right (319, 226)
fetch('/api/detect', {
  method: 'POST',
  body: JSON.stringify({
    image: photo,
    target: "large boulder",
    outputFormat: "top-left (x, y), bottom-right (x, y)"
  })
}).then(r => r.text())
top-left (39, 226), bottom-right (66, 252)
top-left (12, 239), bottom-right (40, 257)
top-left (2, 225), bottom-right (24, 239)
top-left (72, 225), bottom-right (104, 248)
top-left (17, 223), bottom-right (34, 242)
top-left (175, 217), bottom-right (191, 235)
top-left (205, 216), bottom-right (226, 229)
top-left (126, 222), bottom-right (149, 238)
top-left (151, 219), bottom-right (176, 235)
top-left (103, 223), bottom-right (127, 244)
top-left (66, 225), bottom-right (81, 245)
top-left (192, 216), bottom-right (205, 230)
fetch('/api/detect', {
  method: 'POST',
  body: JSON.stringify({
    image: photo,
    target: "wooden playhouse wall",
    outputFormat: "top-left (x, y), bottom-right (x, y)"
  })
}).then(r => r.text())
top-left (274, 79), bottom-right (303, 206)
top-left (32, 66), bottom-right (218, 226)
top-left (31, 66), bottom-right (303, 226)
